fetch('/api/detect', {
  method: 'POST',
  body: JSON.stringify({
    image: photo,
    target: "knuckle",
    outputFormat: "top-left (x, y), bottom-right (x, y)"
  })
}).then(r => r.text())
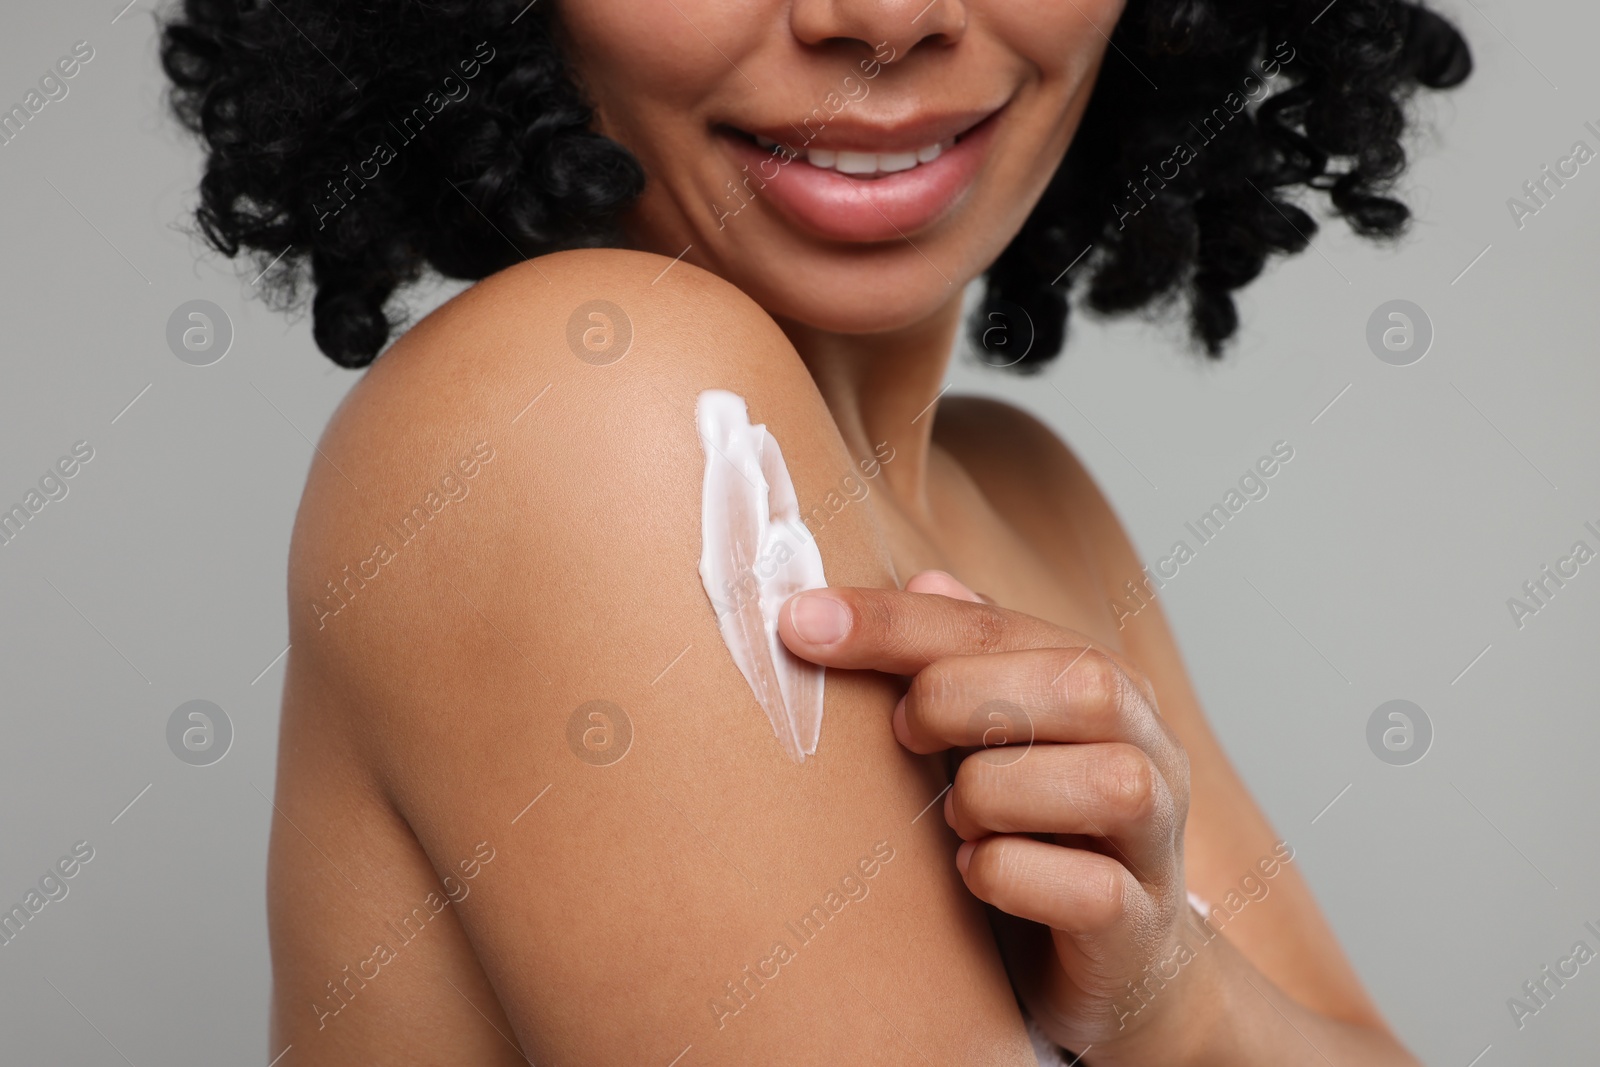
top-left (1073, 650), bottom-right (1125, 731)
top-left (1122, 660), bottom-right (1157, 706)
top-left (870, 596), bottom-right (930, 663)
top-left (1078, 860), bottom-right (1130, 929)
top-left (1080, 647), bottom-right (1119, 690)
top-left (1095, 744), bottom-right (1158, 822)
top-left (965, 603), bottom-right (1009, 654)
top-left (853, 591), bottom-right (899, 645)
top-left (1042, 646), bottom-right (1090, 700)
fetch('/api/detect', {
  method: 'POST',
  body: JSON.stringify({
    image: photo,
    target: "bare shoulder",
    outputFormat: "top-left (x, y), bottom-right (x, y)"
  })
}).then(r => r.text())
top-left (274, 250), bottom-right (1036, 1064)
top-left (312, 245), bottom-right (798, 479)
top-left (933, 393), bottom-right (1129, 577)
top-left (287, 245), bottom-right (872, 698)
top-left (305, 245), bottom-right (801, 530)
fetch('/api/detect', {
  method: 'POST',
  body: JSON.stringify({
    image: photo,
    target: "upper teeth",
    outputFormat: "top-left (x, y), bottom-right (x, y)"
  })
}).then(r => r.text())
top-left (754, 133), bottom-right (954, 174)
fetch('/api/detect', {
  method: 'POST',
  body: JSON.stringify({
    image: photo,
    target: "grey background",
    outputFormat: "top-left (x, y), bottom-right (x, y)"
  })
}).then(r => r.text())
top-left (2, 1), bottom-right (1596, 1063)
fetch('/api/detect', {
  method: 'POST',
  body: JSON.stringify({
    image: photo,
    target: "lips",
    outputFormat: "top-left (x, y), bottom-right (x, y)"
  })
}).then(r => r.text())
top-left (734, 106), bottom-right (996, 156)
top-left (711, 102), bottom-right (1006, 243)
top-left (749, 132), bottom-right (957, 179)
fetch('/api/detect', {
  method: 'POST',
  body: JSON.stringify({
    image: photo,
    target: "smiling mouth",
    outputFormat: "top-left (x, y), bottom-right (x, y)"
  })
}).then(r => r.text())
top-left (723, 128), bottom-right (960, 180)
top-left (709, 102), bottom-right (1007, 242)
top-left (718, 108), bottom-right (996, 181)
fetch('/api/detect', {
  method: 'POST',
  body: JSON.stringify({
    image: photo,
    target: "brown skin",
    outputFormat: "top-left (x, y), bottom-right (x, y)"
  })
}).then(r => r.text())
top-left (273, 252), bottom-right (1042, 1065)
top-left (265, 1), bottom-right (1418, 1063)
top-left (778, 574), bottom-right (1414, 1064)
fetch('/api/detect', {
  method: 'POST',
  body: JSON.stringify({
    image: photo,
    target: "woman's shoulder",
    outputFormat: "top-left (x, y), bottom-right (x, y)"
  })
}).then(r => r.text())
top-left (934, 393), bottom-right (1085, 480)
top-left (286, 245), bottom-right (831, 637)
top-left (330, 246), bottom-right (787, 435)
top-left (933, 392), bottom-right (1128, 556)
top-left (281, 245), bottom-right (888, 732)
top-left (272, 251), bottom-right (1040, 1063)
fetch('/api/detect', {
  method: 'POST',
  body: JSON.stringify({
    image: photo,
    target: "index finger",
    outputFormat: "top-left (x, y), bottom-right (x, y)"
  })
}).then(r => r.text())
top-left (779, 586), bottom-right (1064, 674)
top-left (779, 587), bottom-right (1159, 709)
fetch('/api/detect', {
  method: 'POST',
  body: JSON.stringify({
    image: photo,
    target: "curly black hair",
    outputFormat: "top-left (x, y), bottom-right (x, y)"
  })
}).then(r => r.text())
top-left (159, 0), bottom-right (1470, 371)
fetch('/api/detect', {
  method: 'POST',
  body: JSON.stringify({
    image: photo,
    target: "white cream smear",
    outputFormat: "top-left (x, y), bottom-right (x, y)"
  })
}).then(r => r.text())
top-left (696, 389), bottom-right (827, 764)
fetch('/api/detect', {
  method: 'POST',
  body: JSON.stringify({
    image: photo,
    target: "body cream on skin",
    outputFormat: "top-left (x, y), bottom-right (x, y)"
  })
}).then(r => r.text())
top-left (695, 389), bottom-right (827, 763)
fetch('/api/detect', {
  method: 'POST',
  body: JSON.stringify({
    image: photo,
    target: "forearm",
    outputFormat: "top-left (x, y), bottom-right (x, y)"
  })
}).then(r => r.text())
top-left (1087, 930), bottom-right (1420, 1067)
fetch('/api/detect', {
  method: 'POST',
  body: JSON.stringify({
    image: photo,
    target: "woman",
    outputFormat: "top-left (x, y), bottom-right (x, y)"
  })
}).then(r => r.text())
top-left (161, 1), bottom-right (1470, 1062)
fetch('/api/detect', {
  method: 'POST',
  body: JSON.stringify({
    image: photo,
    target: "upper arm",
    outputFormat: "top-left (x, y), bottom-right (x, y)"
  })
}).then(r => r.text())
top-left (280, 250), bottom-right (1036, 1065)
top-left (937, 396), bottom-right (1388, 1032)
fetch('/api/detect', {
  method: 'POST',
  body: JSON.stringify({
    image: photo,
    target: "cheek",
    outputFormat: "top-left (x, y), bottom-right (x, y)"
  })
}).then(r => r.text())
top-left (984, 0), bottom-right (1126, 82)
top-left (555, 2), bottom-right (741, 186)
top-left (561, 4), bottom-right (682, 65)
top-left (949, 3), bottom-right (1123, 253)
top-left (558, 1), bottom-right (762, 125)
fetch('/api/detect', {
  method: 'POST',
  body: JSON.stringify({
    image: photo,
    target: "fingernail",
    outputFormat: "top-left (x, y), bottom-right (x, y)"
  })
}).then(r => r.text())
top-left (942, 788), bottom-right (955, 828)
top-left (919, 569), bottom-right (981, 603)
top-left (956, 840), bottom-right (974, 875)
top-left (790, 593), bottom-right (850, 645)
top-left (942, 572), bottom-right (977, 597)
top-left (892, 695), bottom-right (911, 747)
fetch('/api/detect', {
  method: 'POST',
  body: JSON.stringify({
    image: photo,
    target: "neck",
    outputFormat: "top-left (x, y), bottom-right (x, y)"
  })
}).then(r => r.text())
top-left (769, 291), bottom-right (964, 518)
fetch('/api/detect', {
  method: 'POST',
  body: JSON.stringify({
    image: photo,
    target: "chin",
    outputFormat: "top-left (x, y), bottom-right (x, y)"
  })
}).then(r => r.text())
top-left (731, 249), bottom-right (982, 337)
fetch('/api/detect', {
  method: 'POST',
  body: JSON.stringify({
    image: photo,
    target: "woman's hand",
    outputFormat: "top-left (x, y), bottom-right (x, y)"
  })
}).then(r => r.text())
top-left (779, 570), bottom-right (1207, 1058)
